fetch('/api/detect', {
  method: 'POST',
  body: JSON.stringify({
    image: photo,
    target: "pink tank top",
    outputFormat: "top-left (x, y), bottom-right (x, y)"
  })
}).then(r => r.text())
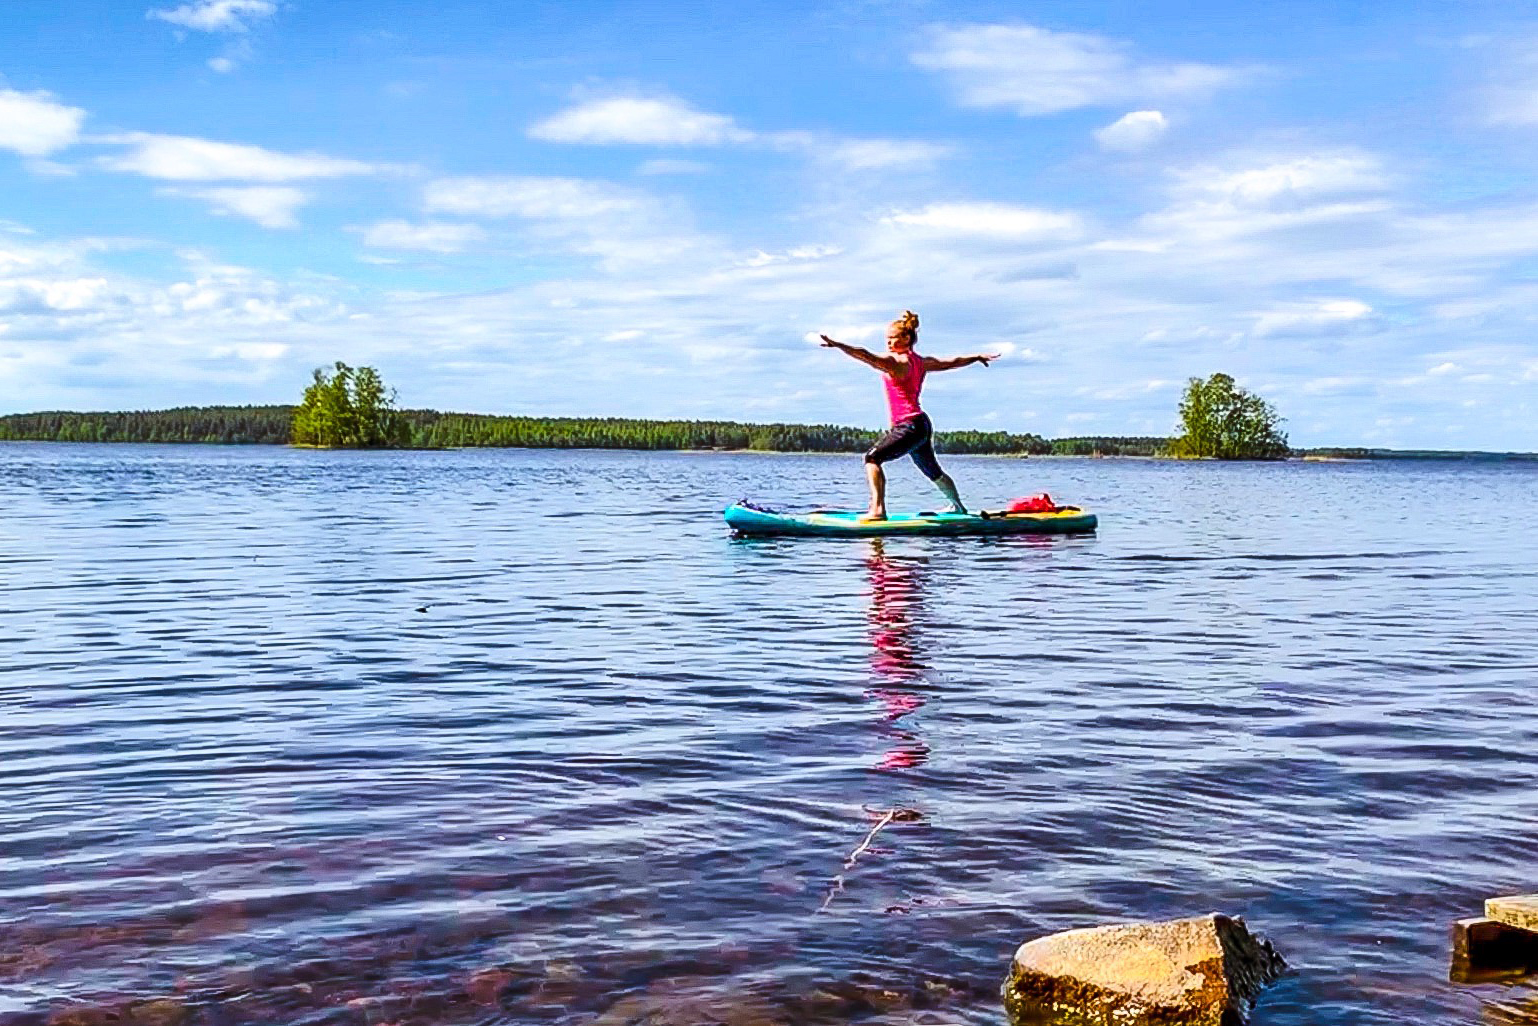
top-left (883, 351), bottom-right (925, 425)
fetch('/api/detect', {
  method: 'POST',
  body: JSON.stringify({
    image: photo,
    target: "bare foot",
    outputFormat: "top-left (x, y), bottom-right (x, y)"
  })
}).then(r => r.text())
top-left (858, 509), bottom-right (888, 522)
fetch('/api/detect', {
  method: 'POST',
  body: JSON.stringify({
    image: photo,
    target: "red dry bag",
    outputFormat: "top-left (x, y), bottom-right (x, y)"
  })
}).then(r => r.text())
top-left (1006, 493), bottom-right (1056, 513)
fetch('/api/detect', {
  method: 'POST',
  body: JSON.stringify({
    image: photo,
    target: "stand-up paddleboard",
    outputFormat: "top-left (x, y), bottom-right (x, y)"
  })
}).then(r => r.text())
top-left (724, 502), bottom-right (1097, 537)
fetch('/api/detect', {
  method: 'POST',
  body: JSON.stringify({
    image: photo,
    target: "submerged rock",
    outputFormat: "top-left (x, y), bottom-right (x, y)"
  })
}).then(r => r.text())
top-left (46, 998), bottom-right (191, 1026)
top-left (591, 977), bottom-right (784, 1026)
top-left (127, 999), bottom-right (190, 1026)
top-left (465, 967), bottom-right (520, 1006)
top-left (1001, 913), bottom-right (1285, 1026)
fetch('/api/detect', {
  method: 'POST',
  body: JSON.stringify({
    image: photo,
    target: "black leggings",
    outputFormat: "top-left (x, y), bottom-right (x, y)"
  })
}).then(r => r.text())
top-left (865, 413), bottom-right (944, 481)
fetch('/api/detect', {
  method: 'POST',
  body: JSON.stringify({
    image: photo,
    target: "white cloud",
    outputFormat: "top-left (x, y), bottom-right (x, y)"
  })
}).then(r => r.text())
top-left (741, 244), bottom-right (841, 267)
top-left (637, 158), bottom-right (710, 175)
top-left (1078, 378), bottom-right (1179, 401)
top-left (1095, 110), bottom-right (1167, 151)
top-left (1300, 376), bottom-right (1371, 395)
top-left (804, 324), bottom-right (880, 345)
top-left (530, 95), bottom-right (751, 146)
top-left (1480, 40), bottom-right (1538, 125)
top-left (531, 90), bottom-right (948, 175)
top-left (420, 175), bottom-right (714, 273)
top-left (424, 176), bottom-right (645, 221)
top-left (0, 276), bottom-right (110, 314)
top-left (885, 202), bottom-right (1083, 239)
top-left (22, 158), bottom-right (77, 178)
top-left (359, 221), bottom-right (486, 253)
top-left (912, 22), bottom-right (1235, 116)
top-left (164, 185), bottom-right (308, 228)
top-left (761, 129), bottom-right (951, 171)
top-left (0, 239), bottom-right (349, 411)
top-left (1169, 154), bottom-right (1385, 206)
top-left (0, 89), bottom-right (86, 157)
top-left (98, 133), bottom-right (380, 182)
top-left (1252, 298), bottom-right (1373, 336)
top-left (1134, 152), bottom-right (1391, 244)
top-left (1427, 361), bottom-right (1459, 376)
top-left (1487, 81), bottom-right (1538, 124)
top-left (821, 138), bottom-right (952, 170)
top-left (147, 0), bottom-right (276, 33)
top-left (203, 38), bottom-right (256, 73)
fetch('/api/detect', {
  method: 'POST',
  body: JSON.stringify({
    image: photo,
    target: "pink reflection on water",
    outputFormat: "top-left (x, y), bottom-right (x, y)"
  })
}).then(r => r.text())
top-left (863, 540), bottom-right (929, 772)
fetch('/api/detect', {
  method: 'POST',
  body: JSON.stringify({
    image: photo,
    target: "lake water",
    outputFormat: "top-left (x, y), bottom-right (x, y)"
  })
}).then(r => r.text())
top-left (2, 443), bottom-right (1537, 1026)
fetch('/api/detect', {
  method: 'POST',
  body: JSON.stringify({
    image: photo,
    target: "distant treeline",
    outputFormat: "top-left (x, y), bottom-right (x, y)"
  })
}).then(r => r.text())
top-left (1302, 447), bottom-right (1538, 462)
top-left (0, 406), bottom-right (297, 445)
top-left (1048, 436), bottom-right (1169, 456)
top-left (406, 412), bottom-right (1053, 454)
top-left (0, 406), bottom-right (1050, 454)
top-left (3, 408), bottom-right (1533, 460)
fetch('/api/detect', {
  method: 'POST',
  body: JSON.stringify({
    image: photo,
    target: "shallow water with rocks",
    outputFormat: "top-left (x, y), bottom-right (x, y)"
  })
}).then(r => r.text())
top-left (3, 443), bottom-right (1536, 1025)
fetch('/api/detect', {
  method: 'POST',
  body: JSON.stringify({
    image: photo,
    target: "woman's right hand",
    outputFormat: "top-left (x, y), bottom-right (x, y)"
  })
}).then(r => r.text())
top-left (819, 334), bottom-right (839, 347)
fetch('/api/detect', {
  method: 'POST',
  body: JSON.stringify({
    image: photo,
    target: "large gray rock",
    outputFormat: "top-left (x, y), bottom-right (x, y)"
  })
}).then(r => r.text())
top-left (1001, 913), bottom-right (1285, 1026)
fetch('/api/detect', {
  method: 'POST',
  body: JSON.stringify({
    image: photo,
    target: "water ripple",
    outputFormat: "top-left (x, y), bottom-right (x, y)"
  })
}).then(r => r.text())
top-left (2, 445), bottom-right (1537, 1025)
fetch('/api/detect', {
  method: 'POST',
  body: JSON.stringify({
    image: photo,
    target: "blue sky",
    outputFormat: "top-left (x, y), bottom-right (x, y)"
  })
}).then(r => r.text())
top-left (3, 0), bottom-right (1538, 447)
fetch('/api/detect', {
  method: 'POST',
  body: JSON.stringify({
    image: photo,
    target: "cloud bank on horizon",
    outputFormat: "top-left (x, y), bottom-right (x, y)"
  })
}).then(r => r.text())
top-left (1, 0), bottom-right (1537, 449)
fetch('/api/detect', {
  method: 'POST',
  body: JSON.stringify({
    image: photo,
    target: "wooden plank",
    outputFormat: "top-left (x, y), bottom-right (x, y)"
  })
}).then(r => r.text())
top-left (1451, 917), bottom-right (1538, 982)
top-left (1486, 895), bottom-right (1538, 934)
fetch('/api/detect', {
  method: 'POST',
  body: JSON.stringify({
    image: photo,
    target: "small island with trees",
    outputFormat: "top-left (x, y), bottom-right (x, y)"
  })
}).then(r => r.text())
top-left (1167, 373), bottom-right (1290, 460)
top-left (292, 362), bottom-right (411, 449)
top-left (1, 363), bottom-right (1533, 461)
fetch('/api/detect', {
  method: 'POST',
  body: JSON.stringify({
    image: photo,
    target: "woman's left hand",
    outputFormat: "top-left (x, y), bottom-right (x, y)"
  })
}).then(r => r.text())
top-left (978, 353), bottom-right (1002, 366)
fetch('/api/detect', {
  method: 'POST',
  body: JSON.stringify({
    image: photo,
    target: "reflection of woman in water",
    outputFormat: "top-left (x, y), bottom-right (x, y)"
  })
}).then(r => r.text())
top-left (865, 540), bottom-right (930, 771)
top-left (820, 540), bottom-right (935, 914)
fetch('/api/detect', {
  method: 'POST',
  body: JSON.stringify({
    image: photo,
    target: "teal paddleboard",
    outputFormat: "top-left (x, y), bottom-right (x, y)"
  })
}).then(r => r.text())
top-left (723, 503), bottom-right (1097, 537)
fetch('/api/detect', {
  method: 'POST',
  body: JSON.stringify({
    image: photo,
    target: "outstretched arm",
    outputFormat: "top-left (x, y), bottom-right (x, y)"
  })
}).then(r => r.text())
top-left (923, 353), bottom-right (1002, 372)
top-left (819, 335), bottom-right (901, 374)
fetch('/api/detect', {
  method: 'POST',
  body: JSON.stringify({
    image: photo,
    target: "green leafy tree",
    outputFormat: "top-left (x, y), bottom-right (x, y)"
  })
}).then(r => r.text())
top-left (350, 365), bottom-right (410, 447)
top-left (1168, 373), bottom-right (1289, 460)
top-left (291, 362), bottom-right (409, 448)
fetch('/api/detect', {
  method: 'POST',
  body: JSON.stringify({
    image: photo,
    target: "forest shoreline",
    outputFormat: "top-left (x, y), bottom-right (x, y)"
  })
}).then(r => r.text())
top-left (2, 406), bottom-right (1535, 461)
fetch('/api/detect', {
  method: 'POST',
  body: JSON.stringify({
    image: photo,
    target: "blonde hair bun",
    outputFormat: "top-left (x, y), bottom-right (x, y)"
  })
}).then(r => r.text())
top-left (894, 309), bottom-right (920, 336)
